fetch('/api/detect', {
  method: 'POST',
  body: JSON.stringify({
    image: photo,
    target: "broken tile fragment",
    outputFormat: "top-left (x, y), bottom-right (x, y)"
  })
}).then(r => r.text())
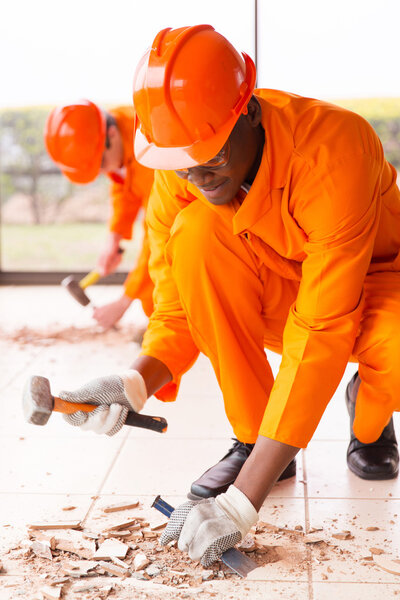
top-left (98, 560), bottom-right (131, 577)
top-left (94, 538), bottom-right (129, 560)
top-left (102, 500), bottom-right (139, 513)
top-left (149, 518), bottom-right (169, 531)
top-left (62, 560), bottom-right (98, 577)
top-left (369, 547), bottom-right (385, 555)
top-left (142, 530), bottom-right (158, 540)
top-left (110, 556), bottom-right (130, 570)
top-left (146, 564), bottom-right (161, 577)
top-left (41, 585), bottom-right (62, 600)
top-left (332, 531), bottom-right (353, 540)
top-left (238, 534), bottom-right (257, 552)
top-left (54, 531), bottom-right (96, 559)
top-left (30, 540), bottom-right (53, 560)
top-left (27, 520), bottom-right (81, 531)
top-left (201, 569), bottom-right (214, 581)
top-left (104, 519), bottom-right (138, 532)
top-left (133, 552), bottom-right (150, 571)
top-left (374, 554), bottom-right (400, 576)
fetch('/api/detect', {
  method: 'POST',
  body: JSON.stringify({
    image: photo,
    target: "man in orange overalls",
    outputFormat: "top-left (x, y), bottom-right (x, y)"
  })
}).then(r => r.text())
top-left (45, 100), bottom-right (154, 328)
top-left (58, 26), bottom-right (400, 566)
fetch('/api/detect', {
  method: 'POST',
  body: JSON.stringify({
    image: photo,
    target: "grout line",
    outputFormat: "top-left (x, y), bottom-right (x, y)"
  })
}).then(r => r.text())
top-left (301, 449), bottom-right (314, 600)
top-left (79, 426), bottom-right (131, 528)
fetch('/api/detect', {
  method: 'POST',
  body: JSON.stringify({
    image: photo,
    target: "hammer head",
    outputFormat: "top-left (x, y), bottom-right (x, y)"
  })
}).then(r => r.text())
top-left (61, 275), bottom-right (91, 306)
top-left (23, 375), bottom-right (54, 425)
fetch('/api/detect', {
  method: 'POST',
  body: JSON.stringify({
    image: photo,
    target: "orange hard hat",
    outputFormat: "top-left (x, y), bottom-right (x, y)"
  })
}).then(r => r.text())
top-left (44, 100), bottom-right (106, 184)
top-left (133, 24), bottom-right (256, 170)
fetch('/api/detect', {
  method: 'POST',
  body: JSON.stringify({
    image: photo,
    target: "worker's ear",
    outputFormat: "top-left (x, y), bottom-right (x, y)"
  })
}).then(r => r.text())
top-left (107, 124), bottom-right (119, 140)
top-left (245, 97), bottom-right (262, 128)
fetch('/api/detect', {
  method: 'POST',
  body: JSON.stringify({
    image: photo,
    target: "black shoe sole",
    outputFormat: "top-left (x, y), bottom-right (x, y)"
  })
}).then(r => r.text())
top-left (347, 458), bottom-right (399, 481)
top-left (187, 491), bottom-right (208, 501)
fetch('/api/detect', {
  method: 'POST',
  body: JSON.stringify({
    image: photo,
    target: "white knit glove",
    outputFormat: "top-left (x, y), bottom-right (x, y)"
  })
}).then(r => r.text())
top-left (59, 370), bottom-right (147, 436)
top-left (159, 485), bottom-right (258, 567)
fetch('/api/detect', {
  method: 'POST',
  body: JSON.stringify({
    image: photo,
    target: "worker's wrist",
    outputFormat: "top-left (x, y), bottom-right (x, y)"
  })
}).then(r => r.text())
top-left (108, 230), bottom-right (123, 243)
top-left (215, 485), bottom-right (258, 539)
top-left (120, 369), bottom-right (147, 412)
top-left (120, 293), bottom-right (134, 308)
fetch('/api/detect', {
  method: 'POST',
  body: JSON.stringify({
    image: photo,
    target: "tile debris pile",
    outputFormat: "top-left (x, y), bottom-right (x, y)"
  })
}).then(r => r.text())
top-left (0, 324), bottom-right (145, 348)
top-left (1, 501), bottom-right (399, 599)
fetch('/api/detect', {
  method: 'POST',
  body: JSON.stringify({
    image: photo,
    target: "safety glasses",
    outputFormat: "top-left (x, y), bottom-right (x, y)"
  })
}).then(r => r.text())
top-left (176, 139), bottom-right (231, 175)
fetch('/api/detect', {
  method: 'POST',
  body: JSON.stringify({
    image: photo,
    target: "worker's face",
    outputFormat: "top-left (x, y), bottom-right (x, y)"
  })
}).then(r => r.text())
top-left (100, 125), bottom-right (124, 173)
top-left (175, 97), bottom-right (264, 205)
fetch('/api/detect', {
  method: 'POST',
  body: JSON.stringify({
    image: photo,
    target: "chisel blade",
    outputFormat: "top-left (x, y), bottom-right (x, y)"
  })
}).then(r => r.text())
top-left (152, 495), bottom-right (257, 577)
top-left (219, 546), bottom-right (257, 577)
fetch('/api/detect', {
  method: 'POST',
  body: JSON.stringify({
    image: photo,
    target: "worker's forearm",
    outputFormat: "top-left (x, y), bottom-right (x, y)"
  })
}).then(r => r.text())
top-left (130, 354), bottom-right (172, 398)
top-left (234, 435), bottom-right (300, 512)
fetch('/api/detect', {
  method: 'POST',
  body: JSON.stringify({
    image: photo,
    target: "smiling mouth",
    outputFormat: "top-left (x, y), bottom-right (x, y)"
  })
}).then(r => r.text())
top-left (199, 180), bottom-right (226, 193)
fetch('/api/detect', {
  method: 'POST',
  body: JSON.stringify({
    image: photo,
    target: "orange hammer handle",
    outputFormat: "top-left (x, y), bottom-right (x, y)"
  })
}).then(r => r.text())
top-left (53, 396), bottom-right (96, 415)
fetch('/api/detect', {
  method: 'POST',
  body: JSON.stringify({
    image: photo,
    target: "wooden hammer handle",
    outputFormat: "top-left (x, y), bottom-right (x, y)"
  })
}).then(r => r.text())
top-left (53, 397), bottom-right (96, 414)
top-left (52, 397), bottom-right (168, 434)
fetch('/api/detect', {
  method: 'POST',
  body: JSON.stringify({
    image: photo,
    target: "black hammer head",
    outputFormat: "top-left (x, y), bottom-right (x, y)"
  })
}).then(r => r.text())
top-left (61, 275), bottom-right (91, 307)
top-left (23, 375), bottom-right (54, 425)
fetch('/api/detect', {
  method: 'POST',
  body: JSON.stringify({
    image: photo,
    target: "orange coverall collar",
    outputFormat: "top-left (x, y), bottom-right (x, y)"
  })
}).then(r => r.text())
top-left (232, 94), bottom-right (294, 235)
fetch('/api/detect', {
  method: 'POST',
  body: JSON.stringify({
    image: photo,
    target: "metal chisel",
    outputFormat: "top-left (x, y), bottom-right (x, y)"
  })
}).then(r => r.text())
top-left (152, 495), bottom-right (257, 577)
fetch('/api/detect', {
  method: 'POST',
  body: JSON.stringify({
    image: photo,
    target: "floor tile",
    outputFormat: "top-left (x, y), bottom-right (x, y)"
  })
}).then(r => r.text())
top-left (304, 441), bottom-right (400, 499)
top-left (254, 498), bottom-right (309, 581)
top-left (3, 285), bottom-right (400, 599)
top-left (312, 582), bottom-right (400, 600)
top-left (203, 580), bottom-right (310, 599)
top-left (0, 492), bottom-right (93, 554)
top-left (0, 433), bottom-right (126, 495)
top-left (307, 498), bottom-right (400, 583)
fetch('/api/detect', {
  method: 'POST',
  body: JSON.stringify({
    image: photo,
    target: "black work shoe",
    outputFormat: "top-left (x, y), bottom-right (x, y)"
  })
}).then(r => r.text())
top-left (188, 438), bottom-right (296, 500)
top-left (346, 371), bottom-right (399, 480)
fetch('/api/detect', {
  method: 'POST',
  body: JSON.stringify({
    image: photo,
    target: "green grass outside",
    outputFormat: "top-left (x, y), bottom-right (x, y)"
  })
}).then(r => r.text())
top-left (2, 223), bottom-right (141, 271)
top-left (331, 97), bottom-right (400, 119)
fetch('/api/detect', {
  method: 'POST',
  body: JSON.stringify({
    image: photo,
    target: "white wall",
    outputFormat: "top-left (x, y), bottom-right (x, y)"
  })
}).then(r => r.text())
top-left (0, 0), bottom-right (254, 107)
top-left (257, 0), bottom-right (400, 99)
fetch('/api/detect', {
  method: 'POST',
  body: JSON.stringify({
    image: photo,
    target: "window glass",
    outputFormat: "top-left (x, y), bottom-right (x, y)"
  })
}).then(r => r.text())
top-left (0, 0), bottom-right (255, 272)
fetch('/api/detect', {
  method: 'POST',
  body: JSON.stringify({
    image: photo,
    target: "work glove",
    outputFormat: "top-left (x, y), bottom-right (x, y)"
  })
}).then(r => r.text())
top-left (59, 370), bottom-right (147, 436)
top-left (159, 485), bottom-right (258, 567)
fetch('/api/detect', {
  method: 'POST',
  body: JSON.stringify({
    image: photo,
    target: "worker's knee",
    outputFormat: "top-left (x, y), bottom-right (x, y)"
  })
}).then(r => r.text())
top-left (166, 201), bottom-right (229, 268)
top-left (358, 324), bottom-right (400, 393)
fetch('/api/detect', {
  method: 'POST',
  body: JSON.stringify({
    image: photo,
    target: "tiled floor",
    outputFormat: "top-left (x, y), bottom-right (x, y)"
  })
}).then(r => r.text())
top-left (1, 285), bottom-right (400, 599)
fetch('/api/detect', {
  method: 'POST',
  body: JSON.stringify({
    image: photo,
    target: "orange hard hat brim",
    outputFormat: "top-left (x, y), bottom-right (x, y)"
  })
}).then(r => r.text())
top-left (134, 111), bottom-right (241, 171)
top-left (60, 159), bottom-right (102, 184)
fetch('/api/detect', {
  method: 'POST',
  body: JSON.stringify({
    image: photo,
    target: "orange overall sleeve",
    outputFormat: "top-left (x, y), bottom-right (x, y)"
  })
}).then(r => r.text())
top-left (123, 223), bottom-right (154, 316)
top-left (259, 150), bottom-right (384, 448)
top-left (108, 174), bottom-right (143, 240)
top-left (140, 170), bottom-right (201, 401)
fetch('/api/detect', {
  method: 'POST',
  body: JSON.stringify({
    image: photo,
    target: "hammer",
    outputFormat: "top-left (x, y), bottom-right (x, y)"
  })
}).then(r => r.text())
top-left (61, 248), bottom-right (124, 307)
top-left (23, 375), bottom-right (168, 434)
top-left (61, 271), bottom-right (100, 307)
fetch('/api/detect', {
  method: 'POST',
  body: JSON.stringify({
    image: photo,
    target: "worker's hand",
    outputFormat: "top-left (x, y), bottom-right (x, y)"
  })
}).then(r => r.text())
top-left (97, 232), bottom-right (124, 276)
top-left (159, 486), bottom-right (258, 567)
top-left (92, 294), bottom-right (133, 329)
top-left (59, 370), bottom-right (147, 436)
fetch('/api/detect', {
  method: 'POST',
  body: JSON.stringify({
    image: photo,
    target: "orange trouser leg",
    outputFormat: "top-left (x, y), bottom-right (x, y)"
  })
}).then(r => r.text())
top-left (166, 200), bottom-right (298, 443)
top-left (352, 271), bottom-right (400, 442)
top-left (124, 225), bottom-right (154, 317)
